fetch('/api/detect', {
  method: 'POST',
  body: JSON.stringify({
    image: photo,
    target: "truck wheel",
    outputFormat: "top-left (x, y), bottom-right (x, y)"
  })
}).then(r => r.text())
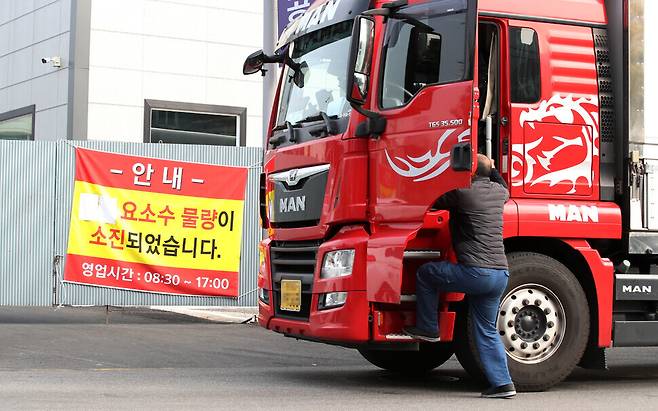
top-left (454, 252), bottom-right (590, 391)
top-left (358, 343), bottom-right (454, 374)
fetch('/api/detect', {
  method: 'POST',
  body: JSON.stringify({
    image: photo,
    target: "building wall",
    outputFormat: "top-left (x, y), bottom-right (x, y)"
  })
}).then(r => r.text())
top-left (0, 0), bottom-right (72, 141)
top-left (86, 0), bottom-right (264, 147)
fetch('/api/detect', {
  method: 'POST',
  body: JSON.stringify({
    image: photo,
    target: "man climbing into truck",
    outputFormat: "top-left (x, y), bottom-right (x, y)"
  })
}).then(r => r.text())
top-left (404, 154), bottom-right (515, 399)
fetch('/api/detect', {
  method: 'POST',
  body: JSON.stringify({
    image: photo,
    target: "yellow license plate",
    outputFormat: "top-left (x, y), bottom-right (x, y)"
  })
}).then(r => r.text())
top-left (280, 279), bottom-right (302, 312)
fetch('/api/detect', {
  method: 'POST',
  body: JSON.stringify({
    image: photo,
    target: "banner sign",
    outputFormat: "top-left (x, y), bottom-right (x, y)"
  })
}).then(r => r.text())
top-left (64, 148), bottom-right (248, 297)
top-left (277, 0), bottom-right (312, 37)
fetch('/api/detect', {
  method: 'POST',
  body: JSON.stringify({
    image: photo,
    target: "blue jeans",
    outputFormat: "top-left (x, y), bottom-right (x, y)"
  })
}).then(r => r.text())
top-left (416, 261), bottom-right (512, 387)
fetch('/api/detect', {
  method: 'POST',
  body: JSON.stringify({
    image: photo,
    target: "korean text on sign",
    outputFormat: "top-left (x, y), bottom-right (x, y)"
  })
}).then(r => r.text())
top-left (64, 148), bottom-right (248, 297)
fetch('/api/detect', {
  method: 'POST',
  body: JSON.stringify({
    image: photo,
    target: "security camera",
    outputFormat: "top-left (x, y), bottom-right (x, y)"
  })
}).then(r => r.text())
top-left (41, 56), bottom-right (61, 68)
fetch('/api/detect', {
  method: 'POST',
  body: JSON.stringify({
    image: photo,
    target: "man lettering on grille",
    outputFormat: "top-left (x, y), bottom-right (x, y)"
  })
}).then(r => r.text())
top-left (403, 154), bottom-right (515, 399)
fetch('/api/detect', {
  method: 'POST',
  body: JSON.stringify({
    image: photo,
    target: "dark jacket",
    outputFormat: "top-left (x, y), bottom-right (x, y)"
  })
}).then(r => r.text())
top-left (436, 169), bottom-right (509, 270)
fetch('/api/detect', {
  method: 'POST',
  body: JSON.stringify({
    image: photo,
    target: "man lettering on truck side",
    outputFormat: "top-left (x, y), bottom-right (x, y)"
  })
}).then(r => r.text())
top-left (403, 154), bottom-right (515, 399)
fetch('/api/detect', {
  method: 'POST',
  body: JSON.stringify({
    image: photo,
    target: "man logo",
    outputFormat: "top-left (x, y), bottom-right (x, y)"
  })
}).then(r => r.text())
top-left (548, 204), bottom-right (599, 223)
top-left (280, 196), bottom-right (306, 213)
top-left (287, 169), bottom-right (299, 186)
top-left (622, 285), bottom-right (652, 293)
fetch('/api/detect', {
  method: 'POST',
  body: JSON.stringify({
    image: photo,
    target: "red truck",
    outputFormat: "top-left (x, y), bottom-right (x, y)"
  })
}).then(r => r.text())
top-left (243, 0), bottom-right (658, 391)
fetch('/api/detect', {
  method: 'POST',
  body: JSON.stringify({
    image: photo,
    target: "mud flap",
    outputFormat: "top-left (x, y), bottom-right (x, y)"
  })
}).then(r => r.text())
top-left (578, 346), bottom-right (608, 370)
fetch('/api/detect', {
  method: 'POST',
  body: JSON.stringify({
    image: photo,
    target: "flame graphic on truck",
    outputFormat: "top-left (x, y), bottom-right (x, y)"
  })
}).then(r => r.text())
top-left (512, 94), bottom-right (600, 194)
top-left (385, 128), bottom-right (471, 182)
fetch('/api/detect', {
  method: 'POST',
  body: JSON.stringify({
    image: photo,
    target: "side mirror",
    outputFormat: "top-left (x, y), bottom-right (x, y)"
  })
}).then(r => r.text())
top-left (346, 16), bottom-right (375, 105)
top-left (291, 61), bottom-right (308, 88)
top-left (243, 50), bottom-right (266, 75)
top-left (243, 50), bottom-right (285, 75)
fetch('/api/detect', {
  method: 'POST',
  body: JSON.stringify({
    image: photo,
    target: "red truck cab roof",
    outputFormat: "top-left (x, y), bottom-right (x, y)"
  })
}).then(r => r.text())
top-left (371, 0), bottom-right (607, 26)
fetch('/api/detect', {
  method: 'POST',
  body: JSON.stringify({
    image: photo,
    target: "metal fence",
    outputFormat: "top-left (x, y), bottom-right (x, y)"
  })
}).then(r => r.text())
top-left (0, 140), bottom-right (262, 307)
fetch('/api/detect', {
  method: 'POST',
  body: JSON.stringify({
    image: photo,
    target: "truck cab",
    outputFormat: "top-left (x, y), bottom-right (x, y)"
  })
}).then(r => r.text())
top-left (245, 0), bottom-right (658, 391)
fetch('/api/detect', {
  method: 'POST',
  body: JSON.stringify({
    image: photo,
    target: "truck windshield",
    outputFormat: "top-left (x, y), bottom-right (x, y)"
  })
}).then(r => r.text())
top-left (276, 20), bottom-right (353, 128)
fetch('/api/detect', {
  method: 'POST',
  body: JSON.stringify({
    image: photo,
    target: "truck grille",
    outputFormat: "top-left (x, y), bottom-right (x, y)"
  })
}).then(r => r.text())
top-left (270, 241), bottom-right (320, 321)
top-left (269, 165), bottom-right (329, 229)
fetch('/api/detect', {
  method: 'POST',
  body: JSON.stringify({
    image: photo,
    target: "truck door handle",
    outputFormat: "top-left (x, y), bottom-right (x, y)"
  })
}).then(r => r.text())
top-left (451, 142), bottom-right (472, 171)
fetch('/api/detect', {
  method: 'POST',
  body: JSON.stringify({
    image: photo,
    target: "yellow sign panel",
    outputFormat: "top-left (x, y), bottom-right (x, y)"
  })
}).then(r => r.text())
top-left (67, 181), bottom-right (244, 272)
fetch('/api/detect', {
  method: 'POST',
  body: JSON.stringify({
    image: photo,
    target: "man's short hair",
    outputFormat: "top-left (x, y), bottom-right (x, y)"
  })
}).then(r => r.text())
top-left (476, 154), bottom-right (492, 177)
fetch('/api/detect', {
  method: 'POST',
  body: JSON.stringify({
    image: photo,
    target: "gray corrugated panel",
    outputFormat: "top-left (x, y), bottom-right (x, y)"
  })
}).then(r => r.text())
top-left (54, 141), bottom-right (263, 307)
top-left (0, 141), bottom-right (55, 306)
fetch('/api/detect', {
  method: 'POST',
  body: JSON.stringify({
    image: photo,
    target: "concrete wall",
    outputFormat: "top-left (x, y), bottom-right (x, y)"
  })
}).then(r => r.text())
top-left (0, 0), bottom-right (72, 141)
top-left (86, 0), bottom-right (264, 147)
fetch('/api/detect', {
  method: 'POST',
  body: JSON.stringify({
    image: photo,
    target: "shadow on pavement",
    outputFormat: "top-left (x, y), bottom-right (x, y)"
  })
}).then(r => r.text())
top-left (270, 363), bottom-right (482, 392)
top-left (0, 306), bottom-right (215, 324)
top-left (274, 352), bottom-right (658, 393)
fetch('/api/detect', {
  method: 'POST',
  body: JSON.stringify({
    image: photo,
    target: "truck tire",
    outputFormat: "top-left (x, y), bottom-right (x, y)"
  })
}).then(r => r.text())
top-left (358, 342), bottom-right (454, 374)
top-left (454, 252), bottom-right (590, 391)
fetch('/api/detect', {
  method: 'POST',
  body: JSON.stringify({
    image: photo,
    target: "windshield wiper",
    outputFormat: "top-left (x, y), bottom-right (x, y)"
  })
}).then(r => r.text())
top-left (269, 112), bottom-right (339, 147)
top-left (295, 111), bottom-right (339, 135)
top-left (270, 121), bottom-right (300, 147)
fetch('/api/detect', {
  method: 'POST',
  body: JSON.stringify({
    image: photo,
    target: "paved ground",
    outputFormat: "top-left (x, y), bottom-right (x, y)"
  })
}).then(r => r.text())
top-left (1, 307), bottom-right (658, 410)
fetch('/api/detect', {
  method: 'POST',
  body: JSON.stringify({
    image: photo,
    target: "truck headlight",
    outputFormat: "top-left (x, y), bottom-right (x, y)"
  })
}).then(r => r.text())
top-left (321, 249), bottom-right (355, 279)
top-left (318, 292), bottom-right (347, 310)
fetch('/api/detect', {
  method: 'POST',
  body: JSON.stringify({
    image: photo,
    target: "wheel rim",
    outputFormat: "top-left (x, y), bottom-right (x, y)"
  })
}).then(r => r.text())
top-left (497, 283), bottom-right (565, 364)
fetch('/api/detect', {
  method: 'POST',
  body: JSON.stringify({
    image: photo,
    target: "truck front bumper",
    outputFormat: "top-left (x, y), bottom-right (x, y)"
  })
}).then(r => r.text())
top-left (258, 289), bottom-right (370, 344)
top-left (257, 226), bottom-right (371, 344)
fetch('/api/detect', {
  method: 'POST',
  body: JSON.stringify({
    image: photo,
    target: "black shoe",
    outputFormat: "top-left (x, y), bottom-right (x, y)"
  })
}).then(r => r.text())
top-left (481, 383), bottom-right (516, 399)
top-left (402, 326), bottom-right (440, 342)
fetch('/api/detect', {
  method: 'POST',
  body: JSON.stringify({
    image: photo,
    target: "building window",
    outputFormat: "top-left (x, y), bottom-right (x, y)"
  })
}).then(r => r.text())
top-left (0, 105), bottom-right (35, 140)
top-left (509, 27), bottom-right (541, 104)
top-left (144, 100), bottom-right (246, 146)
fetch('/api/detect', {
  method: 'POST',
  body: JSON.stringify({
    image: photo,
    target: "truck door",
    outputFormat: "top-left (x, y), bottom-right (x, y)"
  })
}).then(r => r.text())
top-left (369, 0), bottom-right (478, 222)
top-left (365, 0), bottom-right (478, 303)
